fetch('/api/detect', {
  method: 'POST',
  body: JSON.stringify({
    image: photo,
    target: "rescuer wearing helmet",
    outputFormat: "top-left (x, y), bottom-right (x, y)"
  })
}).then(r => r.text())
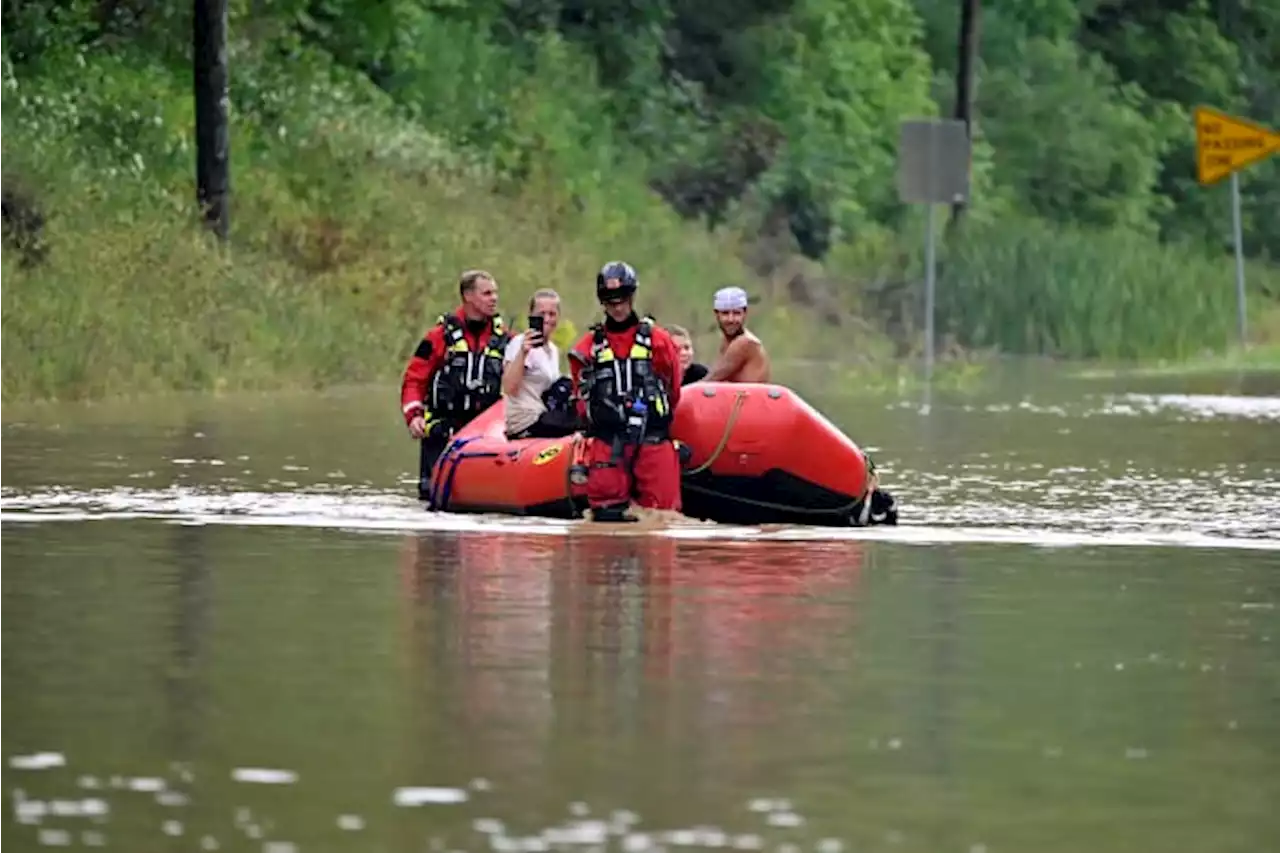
top-left (568, 261), bottom-right (684, 522)
top-left (400, 269), bottom-right (510, 501)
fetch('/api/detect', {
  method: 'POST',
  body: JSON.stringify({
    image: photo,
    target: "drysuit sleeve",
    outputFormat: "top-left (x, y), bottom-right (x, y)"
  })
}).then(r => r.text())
top-left (400, 324), bottom-right (447, 424)
top-left (653, 329), bottom-right (683, 411)
top-left (567, 335), bottom-right (593, 421)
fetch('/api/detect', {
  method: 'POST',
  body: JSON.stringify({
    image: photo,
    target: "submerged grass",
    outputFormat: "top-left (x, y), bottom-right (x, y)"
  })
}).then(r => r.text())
top-left (1069, 342), bottom-right (1280, 380)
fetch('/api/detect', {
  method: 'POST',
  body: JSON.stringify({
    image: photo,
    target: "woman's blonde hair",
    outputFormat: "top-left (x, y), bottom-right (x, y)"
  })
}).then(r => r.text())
top-left (528, 288), bottom-right (561, 312)
top-left (666, 324), bottom-right (692, 341)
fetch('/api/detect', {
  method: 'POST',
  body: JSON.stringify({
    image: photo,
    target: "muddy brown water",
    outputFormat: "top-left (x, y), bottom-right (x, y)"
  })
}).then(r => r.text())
top-left (3, 363), bottom-right (1278, 852)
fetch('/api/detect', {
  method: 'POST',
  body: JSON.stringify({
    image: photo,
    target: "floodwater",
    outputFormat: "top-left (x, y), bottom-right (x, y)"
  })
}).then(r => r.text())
top-left (3, 363), bottom-right (1279, 852)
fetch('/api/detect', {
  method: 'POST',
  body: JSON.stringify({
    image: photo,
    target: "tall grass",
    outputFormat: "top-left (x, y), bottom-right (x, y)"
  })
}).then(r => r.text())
top-left (937, 217), bottom-right (1280, 360)
top-left (0, 42), bottom-right (762, 402)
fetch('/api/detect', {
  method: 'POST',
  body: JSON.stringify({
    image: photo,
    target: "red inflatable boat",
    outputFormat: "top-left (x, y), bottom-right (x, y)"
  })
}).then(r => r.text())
top-left (424, 382), bottom-right (895, 526)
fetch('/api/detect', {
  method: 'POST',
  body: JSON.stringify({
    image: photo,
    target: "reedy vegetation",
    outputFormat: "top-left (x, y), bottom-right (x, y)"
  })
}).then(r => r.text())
top-left (2, 0), bottom-right (1278, 402)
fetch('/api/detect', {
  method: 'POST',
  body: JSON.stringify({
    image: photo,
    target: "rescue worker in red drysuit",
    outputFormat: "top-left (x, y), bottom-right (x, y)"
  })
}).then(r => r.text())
top-left (568, 261), bottom-right (684, 522)
top-left (400, 269), bottom-right (510, 501)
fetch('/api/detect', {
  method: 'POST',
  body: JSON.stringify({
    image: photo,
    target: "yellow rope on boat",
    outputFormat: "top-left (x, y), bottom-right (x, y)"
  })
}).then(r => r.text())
top-left (685, 390), bottom-right (748, 475)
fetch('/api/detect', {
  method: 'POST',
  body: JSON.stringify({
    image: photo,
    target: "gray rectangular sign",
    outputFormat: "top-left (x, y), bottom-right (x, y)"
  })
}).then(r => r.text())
top-left (897, 118), bottom-right (972, 204)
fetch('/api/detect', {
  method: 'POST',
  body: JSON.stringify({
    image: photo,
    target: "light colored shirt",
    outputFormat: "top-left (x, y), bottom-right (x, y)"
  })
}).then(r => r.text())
top-left (503, 333), bottom-right (562, 435)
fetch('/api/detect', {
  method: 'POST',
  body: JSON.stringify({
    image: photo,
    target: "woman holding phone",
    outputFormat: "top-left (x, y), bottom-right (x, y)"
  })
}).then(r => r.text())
top-left (501, 288), bottom-right (577, 439)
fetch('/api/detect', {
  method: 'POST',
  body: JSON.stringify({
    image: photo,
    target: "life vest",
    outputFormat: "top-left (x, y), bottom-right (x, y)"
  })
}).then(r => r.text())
top-left (429, 314), bottom-right (510, 420)
top-left (577, 318), bottom-right (672, 440)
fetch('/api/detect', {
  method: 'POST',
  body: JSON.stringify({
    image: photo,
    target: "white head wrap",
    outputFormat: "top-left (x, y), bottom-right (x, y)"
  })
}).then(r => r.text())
top-left (713, 286), bottom-right (748, 311)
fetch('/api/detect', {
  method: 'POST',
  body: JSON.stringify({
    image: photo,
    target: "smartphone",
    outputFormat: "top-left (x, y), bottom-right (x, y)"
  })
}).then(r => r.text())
top-left (527, 314), bottom-right (545, 345)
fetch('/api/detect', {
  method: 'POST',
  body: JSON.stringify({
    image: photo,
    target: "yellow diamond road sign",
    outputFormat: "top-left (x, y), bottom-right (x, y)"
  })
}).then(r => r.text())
top-left (1195, 105), bottom-right (1280, 186)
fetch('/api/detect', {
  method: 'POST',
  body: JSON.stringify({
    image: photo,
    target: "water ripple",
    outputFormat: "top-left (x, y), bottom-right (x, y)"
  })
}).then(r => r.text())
top-left (1, 480), bottom-right (1276, 550)
top-left (5, 752), bottom-right (963, 852)
top-left (4, 386), bottom-right (1277, 550)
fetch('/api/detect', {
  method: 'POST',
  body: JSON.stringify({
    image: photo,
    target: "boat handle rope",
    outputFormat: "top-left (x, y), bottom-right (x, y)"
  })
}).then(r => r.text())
top-left (682, 480), bottom-right (864, 520)
top-left (685, 390), bottom-right (748, 475)
top-left (429, 436), bottom-right (498, 512)
top-left (426, 436), bottom-right (473, 511)
top-left (679, 384), bottom-right (879, 521)
top-left (437, 450), bottom-right (502, 511)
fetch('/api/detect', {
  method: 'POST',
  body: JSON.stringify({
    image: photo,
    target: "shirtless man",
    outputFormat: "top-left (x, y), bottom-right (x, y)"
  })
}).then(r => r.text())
top-left (705, 286), bottom-right (771, 383)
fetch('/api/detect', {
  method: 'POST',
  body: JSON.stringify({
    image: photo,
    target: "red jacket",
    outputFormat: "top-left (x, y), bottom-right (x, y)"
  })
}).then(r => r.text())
top-left (400, 307), bottom-right (504, 424)
top-left (569, 317), bottom-right (682, 420)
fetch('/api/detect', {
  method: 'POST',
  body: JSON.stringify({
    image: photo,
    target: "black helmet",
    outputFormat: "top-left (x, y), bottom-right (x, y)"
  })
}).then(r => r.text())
top-left (596, 260), bottom-right (638, 304)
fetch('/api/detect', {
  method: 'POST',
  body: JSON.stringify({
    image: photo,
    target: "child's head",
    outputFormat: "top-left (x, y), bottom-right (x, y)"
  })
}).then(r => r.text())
top-left (667, 324), bottom-right (695, 371)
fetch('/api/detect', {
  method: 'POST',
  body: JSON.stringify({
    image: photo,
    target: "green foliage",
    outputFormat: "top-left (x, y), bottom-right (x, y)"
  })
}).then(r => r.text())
top-left (938, 218), bottom-right (1280, 359)
top-left (0, 36), bottom-right (758, 402)
top-left (3, 0), bottom-right (1280, 404)
top-left (977, 36), bottom-right (1183, 234)
top-left (750, 0), bottom-right (937, 253)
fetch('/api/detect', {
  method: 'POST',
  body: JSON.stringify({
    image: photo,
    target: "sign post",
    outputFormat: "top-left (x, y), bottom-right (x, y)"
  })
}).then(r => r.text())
top-left (897, 119), bottom-right (972, 390)
top-left (1193, 106), bottom-right (1280, 347)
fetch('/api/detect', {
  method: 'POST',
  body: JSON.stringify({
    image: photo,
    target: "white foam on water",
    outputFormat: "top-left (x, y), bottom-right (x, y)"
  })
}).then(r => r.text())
top-left (9, 753), bottom-right (66, 770)
top-left (2, 484), bottom-right (1277, 551)
top-left (231, 768), bottom-right (298, 785)
top-left (622, 833), bottom-right (654, 852)
top-left (156, 790), bottom-right (189, 807)
top-left (543, 820), bottom-right (609, 845)
top-left (1111, 393), bottom-right (1280, 422)
top-left (48, 798), bottom-right (109, 817)
top-left (765, 812), bottom-right (803, 828)
top-left (16, 798), bottom-right (47, 824)
top-left (392, 786), bottom-right (469, 806)
top-left (36, 828), bottom-right (71, 847)
top-left (0, 757), bottom-right (895, 853)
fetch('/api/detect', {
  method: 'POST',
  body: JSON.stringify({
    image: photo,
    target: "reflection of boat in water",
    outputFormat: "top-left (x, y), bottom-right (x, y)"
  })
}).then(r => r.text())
top-left (424, 382), bottom-right (899, 527)
top-left (396, 532), bottom-right (868, 795)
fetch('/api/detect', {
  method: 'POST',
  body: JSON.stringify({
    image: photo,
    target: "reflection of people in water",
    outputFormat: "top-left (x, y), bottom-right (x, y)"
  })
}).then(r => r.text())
top-left (398, 531), bottom-right (866, 800)
top-left (399, 532), bottom-right (559, 781)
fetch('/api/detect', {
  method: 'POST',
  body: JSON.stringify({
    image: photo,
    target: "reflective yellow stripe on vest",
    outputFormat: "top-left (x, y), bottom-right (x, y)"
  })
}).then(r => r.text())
top-left (589, 320), bottom-right (668, 419)
top-left (442, 315), bottom-right (505, 350)
top-left (632, 316), bottom-right (655, 360)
